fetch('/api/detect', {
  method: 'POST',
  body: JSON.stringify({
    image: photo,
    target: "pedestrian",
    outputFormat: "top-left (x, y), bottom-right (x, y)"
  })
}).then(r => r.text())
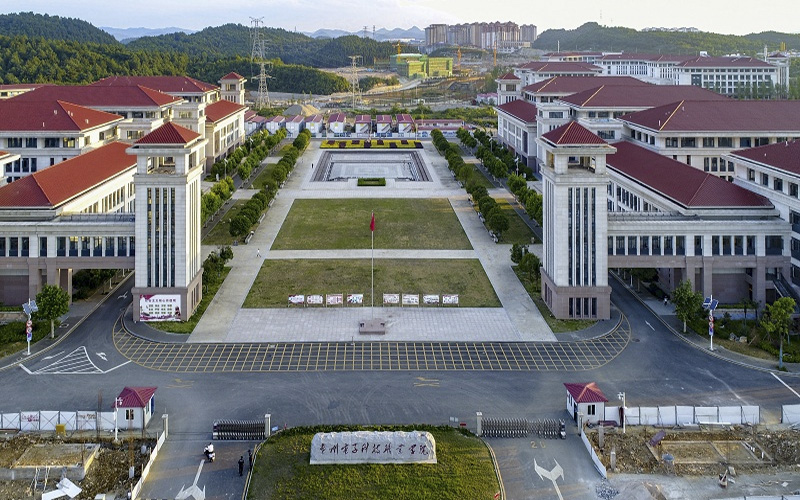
top-left (256, 248), bottom-right (261, 258)
top-left (248, 449), bottom-right (253, 469)
top-left (238, 456), bottom-right (244, 476)
top-left (663, 296), bottom-right (668, 305)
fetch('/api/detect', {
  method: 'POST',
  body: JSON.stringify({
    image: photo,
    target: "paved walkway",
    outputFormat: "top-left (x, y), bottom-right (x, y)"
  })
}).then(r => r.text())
top-left (189, 141), bottom-right (556, 343)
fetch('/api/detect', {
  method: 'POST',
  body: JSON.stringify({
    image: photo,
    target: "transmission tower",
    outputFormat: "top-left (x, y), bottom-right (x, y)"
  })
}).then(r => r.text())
top-left (250, 17), bottom-right (272, 109)
top-left (348, 55), bottom-right (362, 110)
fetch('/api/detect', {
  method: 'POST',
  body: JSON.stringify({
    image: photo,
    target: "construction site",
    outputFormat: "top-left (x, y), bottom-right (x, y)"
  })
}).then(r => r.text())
top-left (588, 425), bottom-right (800, 477)
top-left (0, 434), bottom-right (155, 500)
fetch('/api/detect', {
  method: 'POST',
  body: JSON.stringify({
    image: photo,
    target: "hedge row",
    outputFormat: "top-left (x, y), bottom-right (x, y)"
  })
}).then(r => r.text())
top-left (229, 130), bottom-right (311, 239)
top-left (433, 128), bottom-right (510, 240)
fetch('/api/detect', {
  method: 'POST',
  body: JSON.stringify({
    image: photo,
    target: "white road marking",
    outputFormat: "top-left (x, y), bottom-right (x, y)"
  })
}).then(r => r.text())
top-left (42, 350), bottom-right (64, 360)
top-left (704, 369), bottom-right (747, 403)
top-left (19, 364), bottom-right (32, 374)
top-left (534, 459), bottom-right (565, 500)
top-left (117, 292), bottom-right (128, 300)
top-left (772, 372), bottom-right (800, 400)
top-left (645, 321), bottom-right (655, 331)
top-left (96, 352), bottom-right (107, 361)
top-left (175, 460), bottom-right (206, 500)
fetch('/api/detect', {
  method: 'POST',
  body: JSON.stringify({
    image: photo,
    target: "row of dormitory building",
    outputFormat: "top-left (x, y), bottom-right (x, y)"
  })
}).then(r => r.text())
top-left (501, 51), bottom-right (792, 96)
top-left (491, 56), bottom-right (800, 319)
top-left (0, 72), bottom-right (250, 185)
top-left (256, 113), bottom-right (466, 139)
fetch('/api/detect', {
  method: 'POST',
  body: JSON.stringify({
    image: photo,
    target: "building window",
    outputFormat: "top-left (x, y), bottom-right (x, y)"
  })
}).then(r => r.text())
top-left (587, 404), bottom-right (596, 416)
top-left (681, 137), bottom-right (697, 148)
top-left (761, 173), bottom-right (769, 186)
top-left (774, 178), bottom-right (784, 191)
top-left (740, 137), bottom-right (752, 148)
top-left (791, 183), bottom-right (799, 197)
top-left (25, 138), bottom-right (37, 148)
top-left (666, 137), bottom-right (679, 148)
top-left (702, 137), bottom-right (715, 147)
top-left (125, 409), bottom-right (135, 420)
top-left (718, 137), bottom-right (733, 148)
top-left (7, 138), bottom-right (22, 148)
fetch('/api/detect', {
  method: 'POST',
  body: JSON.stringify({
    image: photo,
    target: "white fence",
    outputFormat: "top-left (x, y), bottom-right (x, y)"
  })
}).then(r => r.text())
top-left (131, 428), bottom-right (166, 500)
top-left (579, 428), bottom-right (607, 479)
top-left (602, 405), bottom-right (760, 427)
top-left (782, 404), bottom-right (800, 425)
top-left (1, 411), bottom-right (117, 432)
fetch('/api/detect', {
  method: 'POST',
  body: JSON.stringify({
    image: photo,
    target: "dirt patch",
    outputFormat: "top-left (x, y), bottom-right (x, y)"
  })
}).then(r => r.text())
top-left (589, 426), bottom-right (800, 476)
top-left (0, 435), bottom-right (154, 500)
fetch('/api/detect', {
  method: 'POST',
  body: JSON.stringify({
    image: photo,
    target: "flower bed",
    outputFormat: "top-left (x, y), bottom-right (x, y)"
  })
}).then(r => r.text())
top-left (321, 139), bottom-right (423, 149)
top-left (357, 177), bottom-right (386, 186)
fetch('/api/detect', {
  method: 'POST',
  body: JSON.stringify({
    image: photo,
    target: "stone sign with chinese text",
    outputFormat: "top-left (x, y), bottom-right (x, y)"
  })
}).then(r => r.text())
top-left (310, 431), bottom-right (436, 464)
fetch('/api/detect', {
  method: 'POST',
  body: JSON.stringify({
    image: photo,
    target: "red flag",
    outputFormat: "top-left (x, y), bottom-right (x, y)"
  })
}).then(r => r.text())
top-left (370, 212), bottom-right (375, 232)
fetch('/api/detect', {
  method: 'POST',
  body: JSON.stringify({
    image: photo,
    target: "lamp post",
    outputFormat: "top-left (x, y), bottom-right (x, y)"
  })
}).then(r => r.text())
top-left (617, 392), bottom-right (626, 434)
top-left (703, 295), bottom-right (718, 351)
top-left (113, 397), bottom-right (123, 443)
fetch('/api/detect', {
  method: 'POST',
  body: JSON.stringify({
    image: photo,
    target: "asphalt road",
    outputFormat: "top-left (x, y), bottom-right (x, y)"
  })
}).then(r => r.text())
top-left (3, 277), bottom-right (800, 499)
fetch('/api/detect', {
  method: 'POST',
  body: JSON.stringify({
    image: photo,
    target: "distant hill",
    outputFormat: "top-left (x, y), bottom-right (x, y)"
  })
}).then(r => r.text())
top-left (307, 26), bottom-right (424, 41)
top-left (533, 22), bottom-right (800, 56)
top-left (128, 24), bottom-right (398, 67)
top-left (0, 12), bottom-right (118, 44)
top-left (100, 26), bottom-right (196, 42)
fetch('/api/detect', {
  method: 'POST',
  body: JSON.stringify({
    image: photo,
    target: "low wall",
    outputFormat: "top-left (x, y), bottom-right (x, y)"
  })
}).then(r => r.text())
top-left (0, 443), bottom-right (99, 481)
top-left (579, 428), bottom-right (606, 479)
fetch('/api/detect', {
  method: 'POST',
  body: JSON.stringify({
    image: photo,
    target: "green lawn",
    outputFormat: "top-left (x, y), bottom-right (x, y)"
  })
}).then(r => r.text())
top-left (244, 259), bottom-right (500, 307)
top-left (203, 200), bottom-right (249, 246)
top-left (146, 267), bottom-right (231, 334)
top-left (468, 166), bottom-right (494, 189)
top-left (512, 266), bottom-right (596, 333)
top-left (271, 199), bottom-right (472, 250)
top-left (493, 198), bottom-right (535, 245)
top-left (250, 162), bottom-right (279, 191)
top-left (247, 426), bottom-right (499, 500)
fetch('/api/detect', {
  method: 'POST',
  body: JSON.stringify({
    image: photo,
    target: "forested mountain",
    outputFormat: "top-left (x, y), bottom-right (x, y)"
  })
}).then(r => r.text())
top-left (0, 12), bottom-right (118, 45)
top-left (0, 35), bottom-right (188, 85)
top-left (533, 22), bottom-right (800, 56)
top-left (0, 35), bottom-right (351, 94)
top-left (127, 24), bottom-right (399, 67)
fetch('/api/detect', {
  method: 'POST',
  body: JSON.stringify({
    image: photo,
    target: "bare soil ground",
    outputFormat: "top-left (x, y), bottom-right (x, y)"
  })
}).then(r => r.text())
top-left (0, 435), bottom-right (154, 500)
top-left (589, 426), bottom-right (800, 476)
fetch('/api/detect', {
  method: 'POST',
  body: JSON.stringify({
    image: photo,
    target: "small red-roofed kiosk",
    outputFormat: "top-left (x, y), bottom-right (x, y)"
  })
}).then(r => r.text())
top-left (564, 382), bottom-right (608, 426)
top-left (114, 387), bottom-right (157, 432)
top-left (539, 122), bottom-right (617, 320)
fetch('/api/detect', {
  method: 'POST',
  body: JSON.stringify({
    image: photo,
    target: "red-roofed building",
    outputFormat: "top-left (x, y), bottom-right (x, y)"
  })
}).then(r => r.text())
top-left (522, 76), bottom-right (650, 105)
top-left (496, 72), bottom-right (521, 104)
top-left (204, 99), bottom-right (247, 164)
top-left (514, 61), bottom-right (603, 87)
top-left (376, 115), bottom-right (392, 136)
top-left (11, 83), bottom-right (182, 144)
top-left (304, 114), bottom-right (324, 136)
top-left (114, 387), bottom-right (157, 430)
top-left (0, 141), bottom-right (138, 304)
top-left (396, 114), bottom-right (415, 137)
top-left (244, 110), bottom-right (267, 136)
top-left (354, 115), bottom-right (372, 137)
top-left (542, 122), bottom-right (608, 146)
top-left (0, 98), bottom-right (124, 183)
top-left (674, 56), bottom-right (786, 96)
top-left (219, 72), bottom-right (247, 105)
top-left (265, 115), bottom-right (286, 135)
top-left (495, 99), bottom-right (539, 169)
top-left (729, 140), bottom-right (800, 288)
top-left (620, 100), bottom-right (800, 180)
top-left (285, 115), bottom-right (305, 137)
top-left (0, 83), bottom-right (50, 99)
top-left (327, 113), bottom-right (347, 135)
top-left (564, 383), bottom-right (608, 425)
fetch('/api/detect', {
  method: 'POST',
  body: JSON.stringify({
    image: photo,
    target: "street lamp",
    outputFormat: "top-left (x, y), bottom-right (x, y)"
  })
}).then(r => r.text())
top-left (617, 392), bottom-right (626, 434)
top-left (113, 397), bottom-right (123, 442)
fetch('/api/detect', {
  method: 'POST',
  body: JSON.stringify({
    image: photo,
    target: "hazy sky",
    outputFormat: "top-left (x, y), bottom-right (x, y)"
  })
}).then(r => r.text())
top-left (3, 0), bottom-right (798, 35)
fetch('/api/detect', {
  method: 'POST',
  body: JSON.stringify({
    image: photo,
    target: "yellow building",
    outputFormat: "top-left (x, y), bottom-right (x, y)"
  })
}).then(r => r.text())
top-left (390, 54), bottom-right (453, 79)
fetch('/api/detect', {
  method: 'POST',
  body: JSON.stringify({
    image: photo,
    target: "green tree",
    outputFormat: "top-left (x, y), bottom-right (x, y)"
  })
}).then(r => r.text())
top-left (487, 209), bottom-right (509, 241)
top-left (761, 297), bottom-right (796, 369)
top-left (671, 280), bottom-right (703, 333)
top-left (510, 243), bottom-right (527, 264)
top-left (229, 214), bottom-right (252, 238)
top-left (34, 284), bottom-right (70, 339)
top-left (518, 252), bottom-right (541, 285)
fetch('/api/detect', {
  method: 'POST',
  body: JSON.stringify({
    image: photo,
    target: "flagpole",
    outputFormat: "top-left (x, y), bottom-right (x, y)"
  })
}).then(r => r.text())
top-left (369, 211), bottom-right (375, 319)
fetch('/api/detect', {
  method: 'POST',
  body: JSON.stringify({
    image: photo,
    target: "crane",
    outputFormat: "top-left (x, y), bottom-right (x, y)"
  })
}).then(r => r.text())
top-left (456, 46), bottom-right (462, 70)
top-left (393, 42), bottom-right (403, 55)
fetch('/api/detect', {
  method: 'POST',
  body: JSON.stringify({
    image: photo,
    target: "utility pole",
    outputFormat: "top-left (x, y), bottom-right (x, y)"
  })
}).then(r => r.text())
top-left (348, 55), bottom-right (362, 110)
top-left (250, 17), bottom-right (271, 109)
